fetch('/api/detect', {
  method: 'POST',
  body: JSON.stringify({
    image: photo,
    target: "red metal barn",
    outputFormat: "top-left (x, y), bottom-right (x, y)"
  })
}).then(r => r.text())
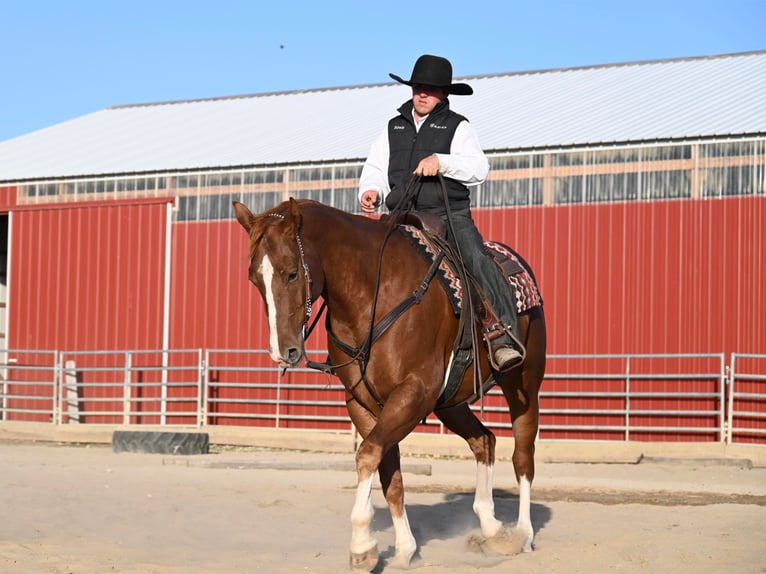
top-left (0, 52), bottom-right (764, 443)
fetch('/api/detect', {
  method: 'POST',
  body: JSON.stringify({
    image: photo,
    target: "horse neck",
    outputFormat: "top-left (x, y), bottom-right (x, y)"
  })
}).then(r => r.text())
top-left (302, 207), bottom-right (385, 312)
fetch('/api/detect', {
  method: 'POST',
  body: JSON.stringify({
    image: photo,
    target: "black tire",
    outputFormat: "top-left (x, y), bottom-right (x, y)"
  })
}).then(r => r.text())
top-left (112, 431), bottom-right (210, 455)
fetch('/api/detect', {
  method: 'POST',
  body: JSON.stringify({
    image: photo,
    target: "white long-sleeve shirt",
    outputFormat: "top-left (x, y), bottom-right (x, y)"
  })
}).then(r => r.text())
top-left (357, 107), bottom-right (490, 204)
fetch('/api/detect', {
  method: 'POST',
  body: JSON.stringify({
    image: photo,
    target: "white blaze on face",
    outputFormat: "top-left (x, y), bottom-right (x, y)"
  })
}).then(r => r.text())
top-left (259, 254), bottom-right (282, 362)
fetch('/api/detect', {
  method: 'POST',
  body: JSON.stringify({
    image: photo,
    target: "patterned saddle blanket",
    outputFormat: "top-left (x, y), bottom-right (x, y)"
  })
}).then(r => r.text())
top-left (398, 224), bottom-right (543, 316)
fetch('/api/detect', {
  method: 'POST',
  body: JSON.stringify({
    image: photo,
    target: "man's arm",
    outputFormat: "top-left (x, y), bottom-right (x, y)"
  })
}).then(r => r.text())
top-left (358, 127), bottom-right (390, 211)
top-left (428, 120), bottom-right (490, 185)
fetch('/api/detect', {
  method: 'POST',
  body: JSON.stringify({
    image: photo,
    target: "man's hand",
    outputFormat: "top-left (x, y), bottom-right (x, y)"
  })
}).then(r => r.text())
top-left (360, 190), bottom-right (380, 213)
top-left (413, 154), bottom-right (440, 177)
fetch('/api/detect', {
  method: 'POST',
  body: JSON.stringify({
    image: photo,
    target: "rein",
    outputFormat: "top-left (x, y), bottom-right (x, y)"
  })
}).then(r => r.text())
top-left (282, 176), bottom-right (473, 412)
top-left (300, 176), bottom-right (432, 406)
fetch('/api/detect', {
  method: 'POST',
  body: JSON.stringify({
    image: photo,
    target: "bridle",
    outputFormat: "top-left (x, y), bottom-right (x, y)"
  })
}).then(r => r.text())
top-left (268, 212), bottom-right (315, 337)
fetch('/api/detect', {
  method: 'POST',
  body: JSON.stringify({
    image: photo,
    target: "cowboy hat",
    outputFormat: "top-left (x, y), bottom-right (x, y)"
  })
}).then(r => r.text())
top-left (389, 54), bottom-right (473, 96)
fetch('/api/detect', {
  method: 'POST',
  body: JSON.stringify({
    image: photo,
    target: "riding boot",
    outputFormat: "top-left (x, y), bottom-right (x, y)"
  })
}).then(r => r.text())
top-left (480, 304), bottom-right (524, 372)
top-left (444, 209), bottom-right (525, 371)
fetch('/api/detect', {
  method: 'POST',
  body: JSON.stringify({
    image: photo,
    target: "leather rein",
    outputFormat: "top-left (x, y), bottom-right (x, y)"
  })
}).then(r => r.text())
top-left (294, 177), bottom-right (444, 406)
top-left (277, 174), bottom-right (486, 412)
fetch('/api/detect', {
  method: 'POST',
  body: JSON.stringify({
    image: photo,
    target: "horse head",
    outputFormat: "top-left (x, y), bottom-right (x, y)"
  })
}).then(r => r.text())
top-left (233, 198), bottom-right (316, 368)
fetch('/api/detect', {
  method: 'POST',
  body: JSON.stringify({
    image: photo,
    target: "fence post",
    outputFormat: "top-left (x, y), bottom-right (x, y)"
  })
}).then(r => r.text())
top-left (198, 350), bottom-right (206, 428)
top-left (123, 352), bottom-right (132, 425)
top-left (64, 359), bottom-right (80, 424)
top-left (160, 350), bottom-right (169, 426)
top-left (52, 352), bottom-right (61, 425)
top-left (625, 356), bottom-right (631, 441)
top-left (726, 355), bottom-right (735, 445)
top-left (275, 366), bottom-right (282, 429)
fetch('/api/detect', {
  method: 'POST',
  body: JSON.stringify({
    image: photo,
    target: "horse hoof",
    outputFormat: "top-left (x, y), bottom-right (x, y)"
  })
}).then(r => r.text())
top-left (466, 527), bottom-right (529, 556)
top-left (349, 545), bottom-right (379, 571)
top-left (393, 547), bottom-right (417, 569)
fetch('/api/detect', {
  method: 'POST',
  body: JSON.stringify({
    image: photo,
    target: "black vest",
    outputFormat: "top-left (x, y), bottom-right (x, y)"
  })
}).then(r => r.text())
top-left (386, 99), bottom-right (470, 214)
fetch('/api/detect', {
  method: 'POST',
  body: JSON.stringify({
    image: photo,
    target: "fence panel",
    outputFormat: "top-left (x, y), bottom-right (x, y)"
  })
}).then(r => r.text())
top-left (0, 350), bottom-right (58, 423)
top-left (728, 353), bottom-right (766, 444)
top-left (58, 350), bottom-right (203, 426)
top-left (3, 348), bottom-right (763, 447)
top-left (205, 349), bottom-right (350, 432)
top-left (538, 354), bottom-right (726, 441)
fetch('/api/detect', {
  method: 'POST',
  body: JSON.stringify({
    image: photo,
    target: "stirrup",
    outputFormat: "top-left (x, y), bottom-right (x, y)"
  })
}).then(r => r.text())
top-left (482, 323), bottom-right (527, 372)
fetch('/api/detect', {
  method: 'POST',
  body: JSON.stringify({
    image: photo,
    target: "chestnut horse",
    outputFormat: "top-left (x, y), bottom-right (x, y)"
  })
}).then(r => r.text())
top-left (233, 198), bottom-right (546, 570)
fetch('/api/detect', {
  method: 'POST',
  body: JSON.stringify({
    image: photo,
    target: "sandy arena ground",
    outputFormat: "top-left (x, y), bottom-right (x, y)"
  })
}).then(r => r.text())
top-left (1, 441), bottom-right (765, 574)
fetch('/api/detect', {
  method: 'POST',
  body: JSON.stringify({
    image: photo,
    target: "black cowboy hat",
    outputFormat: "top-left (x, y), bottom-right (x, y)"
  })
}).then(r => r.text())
top-left (389, 54), bottom-right (473, 96)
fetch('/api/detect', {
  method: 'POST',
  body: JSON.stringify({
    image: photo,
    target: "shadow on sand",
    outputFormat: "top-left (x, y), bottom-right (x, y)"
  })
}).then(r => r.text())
top-left (368, 488), bottom-right (552, 572)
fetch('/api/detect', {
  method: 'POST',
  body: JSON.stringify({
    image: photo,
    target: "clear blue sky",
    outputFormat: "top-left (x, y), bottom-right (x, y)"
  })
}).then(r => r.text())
top-left (1, 0), bottom-right (763, 142)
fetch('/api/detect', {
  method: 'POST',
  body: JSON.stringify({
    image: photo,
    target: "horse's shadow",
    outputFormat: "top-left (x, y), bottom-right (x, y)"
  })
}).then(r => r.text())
top-left (370, 489), bottom-right (552, 571)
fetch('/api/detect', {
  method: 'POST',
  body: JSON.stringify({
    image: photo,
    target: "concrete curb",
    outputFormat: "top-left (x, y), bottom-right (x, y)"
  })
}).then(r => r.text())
top-left (2, 421), bottom-right (764, 467)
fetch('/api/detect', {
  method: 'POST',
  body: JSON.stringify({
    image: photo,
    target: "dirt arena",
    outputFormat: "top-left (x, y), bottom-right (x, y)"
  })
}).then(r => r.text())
top-left (1, 441), bottom-right (765, 574)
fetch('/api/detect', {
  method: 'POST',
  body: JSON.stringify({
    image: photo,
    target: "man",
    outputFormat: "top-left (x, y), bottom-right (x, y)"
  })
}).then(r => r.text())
top-left (358, 54), bottom-right (524, 371)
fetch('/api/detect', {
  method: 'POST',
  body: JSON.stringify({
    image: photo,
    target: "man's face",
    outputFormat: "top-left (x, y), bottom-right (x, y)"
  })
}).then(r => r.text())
top-left (411, 84), bottom-right (446, 118)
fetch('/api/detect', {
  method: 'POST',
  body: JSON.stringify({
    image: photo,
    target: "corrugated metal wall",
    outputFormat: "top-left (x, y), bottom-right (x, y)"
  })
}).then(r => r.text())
top-left (6, 200), bottom-right (170, 421)
top-left (472, 196), bottom-right (764, 441)
top-left (475, 196), bottom-right (765, 358)
top-left (2, 191), bottom-right (763, 437)
top-left (10, 201), bottom-right (169, 350)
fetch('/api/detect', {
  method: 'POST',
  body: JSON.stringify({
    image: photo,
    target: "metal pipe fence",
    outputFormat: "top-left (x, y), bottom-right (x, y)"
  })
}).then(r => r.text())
top-left (0, 350), bottom-right (58, 422)
top-left (0, 349), bottom-right (763, 445)
top-left (728, 353), bottom-right (766, 444)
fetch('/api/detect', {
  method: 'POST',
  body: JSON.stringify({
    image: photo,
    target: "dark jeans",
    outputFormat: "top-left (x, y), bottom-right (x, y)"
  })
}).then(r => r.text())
top-left (442, 209), bottom-right (518, 344)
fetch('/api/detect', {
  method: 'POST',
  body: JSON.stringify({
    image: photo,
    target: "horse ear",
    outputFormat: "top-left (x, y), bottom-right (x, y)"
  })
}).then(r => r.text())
top-left (288, 197), bottom-right (303, 229)
top-left (232, 201), bottom-right (255, 233)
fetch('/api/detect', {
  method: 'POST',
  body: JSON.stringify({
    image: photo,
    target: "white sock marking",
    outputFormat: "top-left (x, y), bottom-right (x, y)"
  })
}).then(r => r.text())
top-left (474, 461), bottom-right (503, 538)
top-left (392, 509), bottom-right (417, 565)
top-left (350, 474), bottom-right (376, 555)
top-left (517, 474), bottom-right (534, 551)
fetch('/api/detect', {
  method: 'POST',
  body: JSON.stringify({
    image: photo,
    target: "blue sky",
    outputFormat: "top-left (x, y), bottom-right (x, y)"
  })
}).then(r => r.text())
top-left (1, 0), bottom-right (763, 142)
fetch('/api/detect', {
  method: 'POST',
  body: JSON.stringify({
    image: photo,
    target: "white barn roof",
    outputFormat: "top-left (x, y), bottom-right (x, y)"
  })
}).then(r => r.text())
top-left (2, 50), bottom-right (766, 183)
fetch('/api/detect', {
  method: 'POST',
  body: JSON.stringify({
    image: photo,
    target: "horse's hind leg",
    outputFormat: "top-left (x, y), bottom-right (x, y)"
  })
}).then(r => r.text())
top-left (498, 372), bottom-right (538, 552)
top-left (498, 315), bottom-right (545, 552)
top-left (435, 404), bottom-right (503, 538)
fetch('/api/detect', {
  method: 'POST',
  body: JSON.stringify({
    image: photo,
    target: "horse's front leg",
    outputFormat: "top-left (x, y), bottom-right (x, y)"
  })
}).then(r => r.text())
top-left (346, 397), bottom-right (418, 570)
top-left (345, 398), bottom-right (381, 571)
top-left (347, 382), bottom-right (426, 570)
top-left (349, 458), bottom-right (378, 571)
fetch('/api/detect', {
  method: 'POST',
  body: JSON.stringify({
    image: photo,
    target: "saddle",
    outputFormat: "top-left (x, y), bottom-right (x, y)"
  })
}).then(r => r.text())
top-left (388, 213), bottom-right (533, 404)
top-left (306, 211), bottom-right (541, 406)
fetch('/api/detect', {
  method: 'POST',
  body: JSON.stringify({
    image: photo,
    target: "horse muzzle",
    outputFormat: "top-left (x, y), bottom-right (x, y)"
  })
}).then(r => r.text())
top-left (272, 344), bottom-right (305, 369)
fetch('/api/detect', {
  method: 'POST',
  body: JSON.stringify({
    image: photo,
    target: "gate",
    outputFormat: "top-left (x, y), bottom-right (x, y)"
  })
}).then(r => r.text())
top-left (728, 353), bottom-right (766, 444)
top-left (0, 350), bottom-right (58, 422)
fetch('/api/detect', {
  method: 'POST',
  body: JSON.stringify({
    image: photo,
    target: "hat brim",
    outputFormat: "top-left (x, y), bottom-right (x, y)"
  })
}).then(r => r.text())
top-left (389, 73), bottom-right (473, 96)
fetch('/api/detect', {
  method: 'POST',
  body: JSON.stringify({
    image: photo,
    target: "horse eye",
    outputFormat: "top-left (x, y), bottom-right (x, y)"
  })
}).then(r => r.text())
top-left (287, 270), bottom-right (299, 283)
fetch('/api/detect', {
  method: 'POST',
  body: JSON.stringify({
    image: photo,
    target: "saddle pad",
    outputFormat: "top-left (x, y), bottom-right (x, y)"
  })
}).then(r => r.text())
top-left (398, 225), bottom-right (463, 314)
top-left (484, 241), bottom-right (544, 313)
top-left (398, 225), bottom-right (542, 316)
